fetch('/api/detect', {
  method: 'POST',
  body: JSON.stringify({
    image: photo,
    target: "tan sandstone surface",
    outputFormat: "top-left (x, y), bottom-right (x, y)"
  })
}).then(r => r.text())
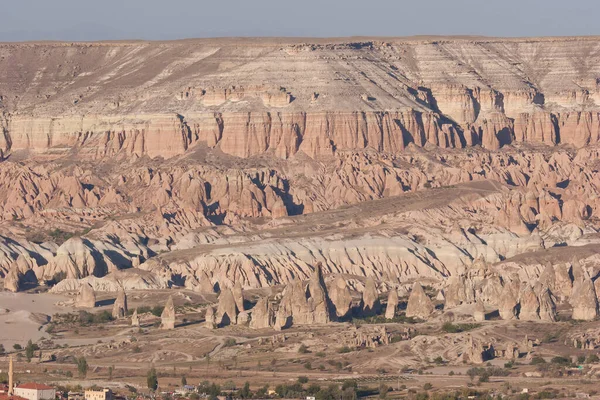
top-left (0, 36), bottom-right (599, 334)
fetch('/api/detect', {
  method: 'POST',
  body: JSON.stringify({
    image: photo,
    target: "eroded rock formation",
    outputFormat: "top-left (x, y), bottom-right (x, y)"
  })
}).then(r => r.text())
top-left (76, 283), bottom-right (96, 308)
top-left (328, 275), bottom-right (353, 319)
top-left (275, 263), bottom-right (333, 329)
top-left (406, 282), bottom-right (434, 319)
top-left (112, 290), bottom-right (128, 319)
top-left (161, 295), bottom-right (176, 329)
top-left (385, 289), bottom-right (399, 320)
top-left (216, 288), bottom-right (238, 327)
top-left (362, 277), bottom-right (380, 316)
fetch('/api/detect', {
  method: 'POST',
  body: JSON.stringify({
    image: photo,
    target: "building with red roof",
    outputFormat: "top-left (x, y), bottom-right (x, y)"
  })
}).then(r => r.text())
top-left (0, 395), bottom-right (28, 400)
top-left (13, 384), bottom-right (55, 400)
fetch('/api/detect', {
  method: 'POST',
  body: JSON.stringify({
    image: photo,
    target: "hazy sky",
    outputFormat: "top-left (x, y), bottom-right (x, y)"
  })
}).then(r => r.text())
top-left (1, 0), bottom-right (598, 41)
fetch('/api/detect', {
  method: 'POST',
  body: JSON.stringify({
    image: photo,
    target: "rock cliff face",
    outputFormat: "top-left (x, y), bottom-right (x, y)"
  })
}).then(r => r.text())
top-left (2, 38), bottom-right (600, 161)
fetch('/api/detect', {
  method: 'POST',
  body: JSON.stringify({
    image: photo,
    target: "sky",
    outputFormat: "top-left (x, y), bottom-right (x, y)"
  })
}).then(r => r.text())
top-left (0, 0), bottom-right (598, 41)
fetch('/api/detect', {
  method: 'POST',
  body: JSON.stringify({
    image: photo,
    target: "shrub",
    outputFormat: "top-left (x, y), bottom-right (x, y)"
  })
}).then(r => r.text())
top-left (531, 356), bottom-right (547, 365)
top-left (147, 367), bottom-right (158, 391)
top-left (587, 354), bottom-right (599, 363)
top-left (151, 306), bottom-right (164, 317)
top-left (25, 340), bottom-right (36, 362)
top-left (298, 376), bottom-right (309, 384)
top-left (298, 344), bottom-right (309, 354)
top-left (423, 383), bottom-right (433, 390)
top-left (441, 322), bottom-right (480, 333)
top-left (76, 357), bottom-right (88, 378)
top-left (337, 346), bottom-right (352, 354)
top-left (550, 356), bottom-right (570, 366)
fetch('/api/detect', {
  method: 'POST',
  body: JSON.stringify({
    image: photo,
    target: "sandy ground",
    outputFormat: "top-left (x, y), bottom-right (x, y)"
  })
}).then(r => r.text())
top-left (0, 292), bottom-right (72, 349)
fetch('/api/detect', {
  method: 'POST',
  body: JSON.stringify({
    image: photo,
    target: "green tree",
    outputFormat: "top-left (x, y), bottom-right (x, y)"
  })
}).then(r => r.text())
top-left (25, 340), bottom-right (35, 363)
top-left (108, 366), bottom-right (114, 380)
top-left (378, 383), bottom-right (389, 399)
top-left (587, 354), bottom-right (600, 363)
top-left (238, 382), bottom-right (251, 399)
top-left (181, 376), bottom-right (187, 386)
top-left (147, 367), bottom-right (158, 391)
top-left (76, 357), bottom-right (88, 378)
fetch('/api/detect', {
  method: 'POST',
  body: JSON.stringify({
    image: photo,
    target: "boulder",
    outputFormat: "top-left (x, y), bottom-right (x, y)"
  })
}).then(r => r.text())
top-left (436, 290), bottom-right (445, 301)
top-left (498, 283), bottom-right (519, 320)
top-left (216, 288), bottom-right (238, 326)
top-left (385, 289), bottom-right (399, 320)
top-left (473, 301), bottom-right (486, 322)
top-left (131, 308), bottom-right (140, 327)
top-left (76, 283), bottom-right (96, 308)
top-left (328, 275), bottom-right (353, 319)
top-left (3, 254), bottom-right (38, 292)
top-left (249, 297), bottom-right (275, 329)
top-left (161, 295), bottom-right (176, 329)
top-left (537, 287), bottom-right (557, 322)
top-left (305, 262), bottom-right (333, 324)
top-left (237, 311), bottom-right (250, 325)
top-left (205, 306), bottom-right (216, 329)
top-left (112, 290), bottom-right (128, 319)
top-left (4, 268), bottom-right (21, 292)
top-left (406, 282), bottom-right (434, 319)
top-left (196, 270), bottom-right (215, 294)
top-left (571, 276), bottom-right (598, 321)
top-left (554, 263), bottom-right (574, 301)
top-left (362, 277), bottom-right (380, 316)
top-left (505, 343), bottom-right (519, 360)
top-left (444, 275), bottom-right (475, 308)
top-left (519, 285), bottom-right (540, 321)
top-left (463, 337), bottom-right (486, 364)
top-left (233, 281), bottom-right (245, 312)
top-left (538, 262), bottom-right (556, 293)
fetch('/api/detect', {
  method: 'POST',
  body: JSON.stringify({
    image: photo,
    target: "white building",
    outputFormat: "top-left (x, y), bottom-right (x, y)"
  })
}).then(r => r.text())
top-left (84, 389), bottom-right (112, 400)
top-left (13, 383), bottom-right (56, 400)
